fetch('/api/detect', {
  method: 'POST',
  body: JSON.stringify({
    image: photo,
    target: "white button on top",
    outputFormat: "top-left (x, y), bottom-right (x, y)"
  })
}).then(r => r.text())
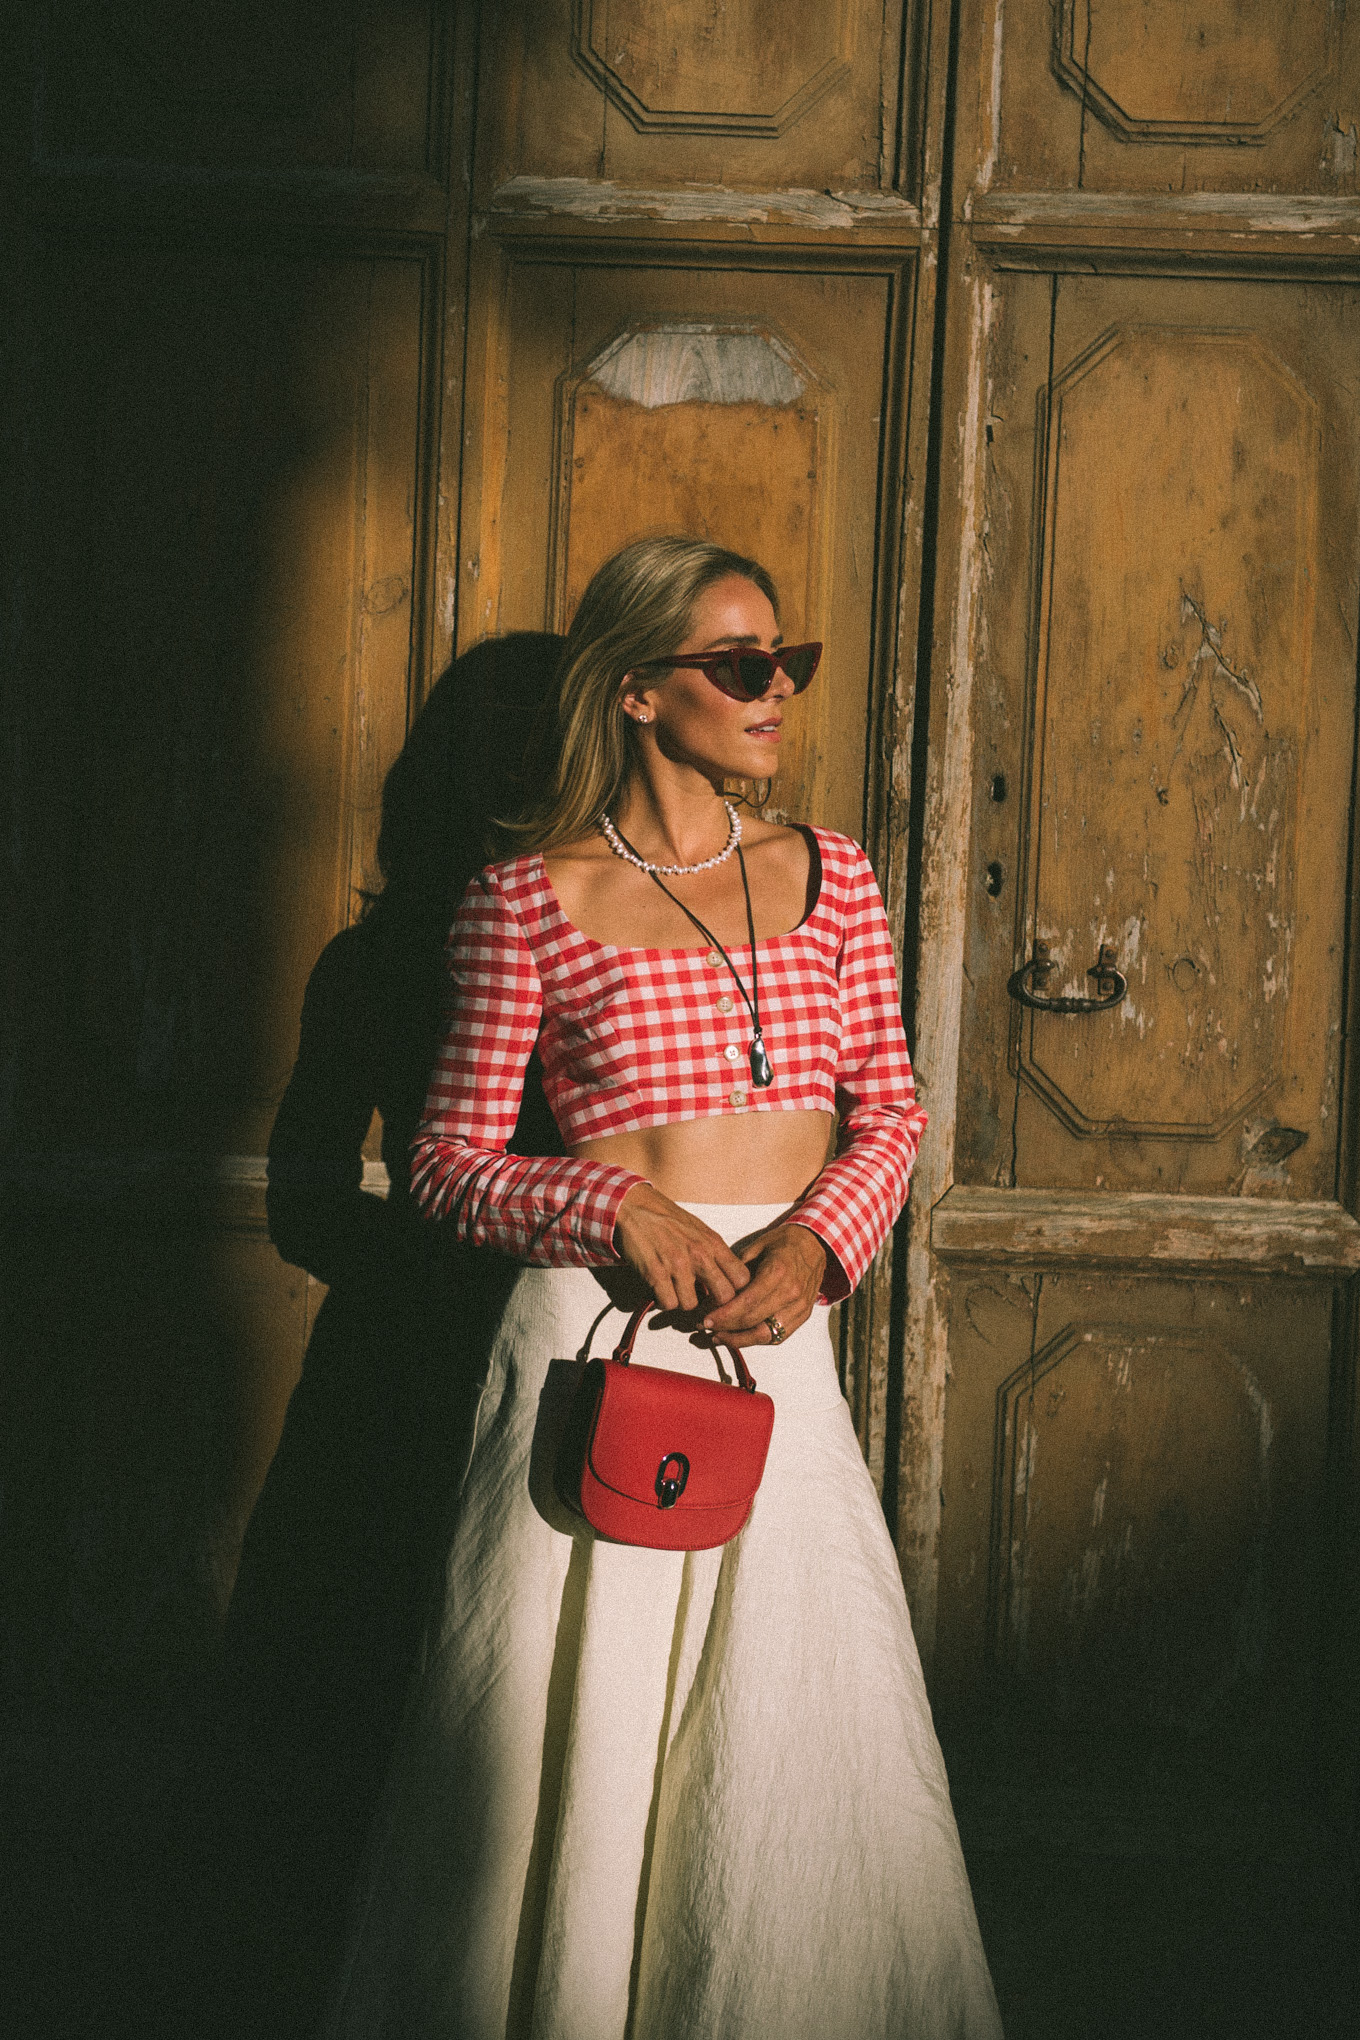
top-left (724, 1044), bottom-right (740, 1062)
top-left (729, 1087), bottom-right (747, 1107)
top-left (717, 995), bottom-right (734, 1014)
top-left (706, 949), bottom-right (723, 967)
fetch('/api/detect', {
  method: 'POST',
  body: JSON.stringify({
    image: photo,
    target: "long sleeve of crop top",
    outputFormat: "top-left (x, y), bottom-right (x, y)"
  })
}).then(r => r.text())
top-left (408, 870), bottom-right (646, 1263)
top-left (788, 852), bottom-right (928, 1303)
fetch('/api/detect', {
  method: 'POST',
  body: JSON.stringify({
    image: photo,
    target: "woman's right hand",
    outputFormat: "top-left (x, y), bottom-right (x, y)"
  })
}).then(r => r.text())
top-left (612, 1183), bottom-right (752, 1315)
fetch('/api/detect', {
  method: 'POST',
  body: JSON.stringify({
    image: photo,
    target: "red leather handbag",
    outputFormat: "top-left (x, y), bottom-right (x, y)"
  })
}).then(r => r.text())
top-left (554, 1301), bottom-right (776, 1550)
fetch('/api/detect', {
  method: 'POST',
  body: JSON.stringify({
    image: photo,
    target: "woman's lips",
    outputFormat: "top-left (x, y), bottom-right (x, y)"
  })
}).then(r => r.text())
top-left (745, 719), bottom-right (782, 738)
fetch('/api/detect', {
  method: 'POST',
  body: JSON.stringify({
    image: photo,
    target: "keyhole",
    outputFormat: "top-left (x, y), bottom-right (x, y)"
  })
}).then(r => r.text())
top-left (985, 861), bottom-right (1005, 897)
top-left (990, 773), bottom-right (1007, 803)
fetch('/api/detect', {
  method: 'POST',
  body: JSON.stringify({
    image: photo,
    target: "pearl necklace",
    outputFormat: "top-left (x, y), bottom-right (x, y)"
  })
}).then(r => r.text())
top-left (599, 800), bottom-right (742, 877)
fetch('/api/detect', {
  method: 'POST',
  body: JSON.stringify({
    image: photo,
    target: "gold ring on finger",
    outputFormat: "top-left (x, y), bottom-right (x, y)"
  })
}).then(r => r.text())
top-left (765, 1315), bottom-right (787, 1344)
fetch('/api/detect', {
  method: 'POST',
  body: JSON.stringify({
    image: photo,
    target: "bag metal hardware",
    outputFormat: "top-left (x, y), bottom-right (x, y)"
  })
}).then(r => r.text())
top-left (1007, 940), bottom-right (1127, 1015)
top-left (655, 1452), bottom-right (690, 1509)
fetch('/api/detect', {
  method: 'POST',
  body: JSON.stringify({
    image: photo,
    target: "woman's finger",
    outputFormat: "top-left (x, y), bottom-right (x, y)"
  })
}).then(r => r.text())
top-left (671, 1263), bottom-right (700, 1313)
top-left (704, 1266), bottom-right (811, 1339)
top-left (707, 1231), bottom-right (824, 1331)
top-left (650, 1267), bottom-right (679, 1313)
top-left (696, 1259), bottom-right (740, 1308)
top-left (690, 1238), bottom-right (754, 1307)
top-left (691, 1235), bottom-right (752, 1292)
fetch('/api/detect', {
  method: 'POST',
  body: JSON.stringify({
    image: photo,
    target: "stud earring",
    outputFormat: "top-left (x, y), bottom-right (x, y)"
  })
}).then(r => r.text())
top-left (636, 713), bottom-right (650, 724)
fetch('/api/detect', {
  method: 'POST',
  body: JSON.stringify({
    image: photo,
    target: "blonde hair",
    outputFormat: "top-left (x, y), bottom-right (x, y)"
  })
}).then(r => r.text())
top-left (504, 537), bottom-right (780, 855)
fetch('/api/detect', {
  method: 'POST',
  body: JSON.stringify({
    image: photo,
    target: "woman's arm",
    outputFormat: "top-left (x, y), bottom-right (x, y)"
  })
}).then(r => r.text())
top-left (409, 869), bottom-right (648, 1263)
top-left (788, 844), bottom-right (927, 1300)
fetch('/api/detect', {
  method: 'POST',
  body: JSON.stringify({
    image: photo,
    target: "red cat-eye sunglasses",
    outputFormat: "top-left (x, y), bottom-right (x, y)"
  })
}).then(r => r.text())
top-left (635, 642), bottom-right (823, 703)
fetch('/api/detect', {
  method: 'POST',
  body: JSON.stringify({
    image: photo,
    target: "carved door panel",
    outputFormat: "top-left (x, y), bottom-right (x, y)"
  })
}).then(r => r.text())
top-left (962, 275), bottom-right (1356, 1199)
top-left (461, 260), bottom-right (895, 839)
top-left (915, 2), bottom-right (1360, 1845)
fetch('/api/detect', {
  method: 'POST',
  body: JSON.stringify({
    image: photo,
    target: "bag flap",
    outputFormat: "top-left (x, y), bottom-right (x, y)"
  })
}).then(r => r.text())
top-left (586, 1358), bottom-right (774, 1510)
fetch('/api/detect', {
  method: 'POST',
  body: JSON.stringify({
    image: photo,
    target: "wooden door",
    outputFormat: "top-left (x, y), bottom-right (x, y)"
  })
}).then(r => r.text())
top-left (9, 0), bottom-right (1360, 1936)
top-left (915, 0), bottom-right (1360, 1854)
top-left (457, 0), bottom-right (950, 1478)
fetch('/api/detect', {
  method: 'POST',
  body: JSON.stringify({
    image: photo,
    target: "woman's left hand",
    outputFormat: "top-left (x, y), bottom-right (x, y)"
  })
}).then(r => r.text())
top-left (699, 1223), bottom-right (828, 1346)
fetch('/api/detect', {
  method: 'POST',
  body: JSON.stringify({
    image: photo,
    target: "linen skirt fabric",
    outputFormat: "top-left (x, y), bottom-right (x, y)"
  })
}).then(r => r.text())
top-left (328, 1205), bottom-right (1001, 2040)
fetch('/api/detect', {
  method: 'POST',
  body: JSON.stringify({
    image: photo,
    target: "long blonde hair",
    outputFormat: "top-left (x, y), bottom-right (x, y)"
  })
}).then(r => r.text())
top-left (504, 537), bottom-right (779, 855)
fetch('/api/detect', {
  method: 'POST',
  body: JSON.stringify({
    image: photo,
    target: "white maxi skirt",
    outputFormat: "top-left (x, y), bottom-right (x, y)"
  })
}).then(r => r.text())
top-left (327, 1204), bottom-right (1002, 2040)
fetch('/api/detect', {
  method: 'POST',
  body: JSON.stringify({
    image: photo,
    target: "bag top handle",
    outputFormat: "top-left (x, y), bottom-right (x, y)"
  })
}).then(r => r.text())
top-left (610, 1301), bottom-right (760, 1394)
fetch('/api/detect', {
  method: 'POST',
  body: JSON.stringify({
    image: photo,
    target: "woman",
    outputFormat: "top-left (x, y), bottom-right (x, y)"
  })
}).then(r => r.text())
top-left (329, 540), bottom-right (1001, 2038)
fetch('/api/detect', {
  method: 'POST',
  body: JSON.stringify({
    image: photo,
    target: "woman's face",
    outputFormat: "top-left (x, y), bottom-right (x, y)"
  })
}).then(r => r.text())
top-left (622, 574), bottom-right (795, 783)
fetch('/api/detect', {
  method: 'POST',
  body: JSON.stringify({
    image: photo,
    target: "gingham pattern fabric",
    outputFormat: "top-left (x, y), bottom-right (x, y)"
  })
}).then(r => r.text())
top-left (409, 828), bottom-right (928, 1300)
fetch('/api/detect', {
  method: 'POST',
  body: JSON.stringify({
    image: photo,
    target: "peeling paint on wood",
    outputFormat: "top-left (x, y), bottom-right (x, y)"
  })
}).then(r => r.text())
top-left (931, 1185), bottom-right (1360, 1275)
top-left (487, 175), bottom-right (922, 234)
top-left (968, 189), bottom-right (1360, 253)
top-left (1321, 115), bottom-right (1359, 184)
top-left (586, 325), bottom-right (806, 408)
top-left (979, 0), bottom-right (1005, 196)
top-left (898, 268), bottom-right (997, 1662)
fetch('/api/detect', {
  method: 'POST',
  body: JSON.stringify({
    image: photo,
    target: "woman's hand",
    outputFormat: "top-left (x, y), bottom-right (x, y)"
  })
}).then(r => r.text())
top-left (613, 1183), bottom-right (753, 1314)
top-left (700, 1223), bottom-right (828, 1347)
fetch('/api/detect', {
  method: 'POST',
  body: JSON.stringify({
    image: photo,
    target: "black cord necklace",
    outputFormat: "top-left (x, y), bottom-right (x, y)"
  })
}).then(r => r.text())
top-left (608, 826), bottom-right (774, 1088)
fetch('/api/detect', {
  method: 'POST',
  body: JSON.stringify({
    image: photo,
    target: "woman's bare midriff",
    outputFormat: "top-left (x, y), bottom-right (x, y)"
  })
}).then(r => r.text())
top-left (568, 1107), bottom-right (835, 1207)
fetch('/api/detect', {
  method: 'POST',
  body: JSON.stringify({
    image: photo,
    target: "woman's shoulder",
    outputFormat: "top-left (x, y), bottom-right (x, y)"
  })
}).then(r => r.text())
top-left (797, 830), bottom-right (887, 930)
top-left (802, 826), bottom-right (877, 881)
top-left (466, 848), bottom-right (546, 902)
top-left (446, 853), bottom-right (552, 952)
top-left (485, 845), bottom-right (540, 877)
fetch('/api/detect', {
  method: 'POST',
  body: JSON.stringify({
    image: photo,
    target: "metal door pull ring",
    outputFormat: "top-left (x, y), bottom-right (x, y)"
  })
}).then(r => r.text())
top-left (1007, 941), bottom-right (1126, 1015)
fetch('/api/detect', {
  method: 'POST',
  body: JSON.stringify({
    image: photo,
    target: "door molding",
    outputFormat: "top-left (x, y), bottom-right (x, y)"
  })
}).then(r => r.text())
top-left (932, 1184), bottom-right (1360, 1277)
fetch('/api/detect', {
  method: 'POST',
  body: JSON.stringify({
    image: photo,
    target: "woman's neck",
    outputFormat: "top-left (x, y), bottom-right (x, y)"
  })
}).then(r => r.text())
top-left (610, 771), bottom-right (731, 869)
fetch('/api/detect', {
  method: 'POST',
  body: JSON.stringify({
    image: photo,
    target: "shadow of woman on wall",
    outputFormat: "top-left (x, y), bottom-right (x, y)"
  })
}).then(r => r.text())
top-left (190, 633), bottom-right (566, 2040)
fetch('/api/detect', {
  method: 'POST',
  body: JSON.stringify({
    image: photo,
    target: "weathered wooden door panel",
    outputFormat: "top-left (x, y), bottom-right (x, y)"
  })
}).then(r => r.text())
top-left (460, 252), bottom-right (904, 840)
top-left (473, 0), bottom-right (911, 198)
top-left (959, 0), bottom-right (1360, 199)
top-left (958, 275), bottom-right (1360, 1198)
top-left (934, 1266), bottom-right (1330, 1828)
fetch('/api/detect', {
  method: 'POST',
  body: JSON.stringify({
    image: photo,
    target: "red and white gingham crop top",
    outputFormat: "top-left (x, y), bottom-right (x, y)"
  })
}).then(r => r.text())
top-left (409, 827), bottom-right (927, 1301)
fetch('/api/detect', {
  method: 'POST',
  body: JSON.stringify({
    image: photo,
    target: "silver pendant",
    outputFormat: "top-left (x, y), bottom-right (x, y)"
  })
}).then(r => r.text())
top-left (750, 1035), bottom-right (774, 1088)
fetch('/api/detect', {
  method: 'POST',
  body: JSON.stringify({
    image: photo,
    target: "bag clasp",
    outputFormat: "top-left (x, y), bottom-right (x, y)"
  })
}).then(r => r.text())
top-left (655, 1451), bottom-right (690, 1509)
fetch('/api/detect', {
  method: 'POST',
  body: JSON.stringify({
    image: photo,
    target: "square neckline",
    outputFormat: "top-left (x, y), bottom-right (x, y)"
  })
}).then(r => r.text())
top-left (530, 824), bottom-right (827, 959)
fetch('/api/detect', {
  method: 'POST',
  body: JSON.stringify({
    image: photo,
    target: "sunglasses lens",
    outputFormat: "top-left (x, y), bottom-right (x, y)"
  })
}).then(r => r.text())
top-left (733, 652), bottom-right (774, 698)
top-left (782, 645), bottom-right (820, 692)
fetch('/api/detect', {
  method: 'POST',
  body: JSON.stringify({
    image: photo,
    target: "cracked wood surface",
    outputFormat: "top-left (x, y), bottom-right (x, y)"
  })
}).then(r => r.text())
top-left (487, 176), bottom-right (922, 240)
top-left (931, 1185), bottom-right (1360, 1275)
top-left (956, 271), bottom-right (1357, 1197)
